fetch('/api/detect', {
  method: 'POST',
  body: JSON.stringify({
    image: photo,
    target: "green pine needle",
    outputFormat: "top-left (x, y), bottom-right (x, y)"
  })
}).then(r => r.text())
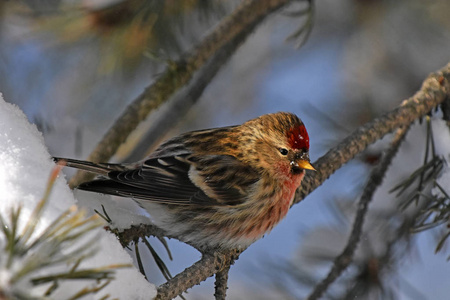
top-left (0, 165), bottom-right (130, 299)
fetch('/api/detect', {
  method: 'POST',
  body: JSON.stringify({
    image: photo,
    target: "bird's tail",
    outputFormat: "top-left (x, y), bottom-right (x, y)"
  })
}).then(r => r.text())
top-left (53, 157), bottom-right (128, 176)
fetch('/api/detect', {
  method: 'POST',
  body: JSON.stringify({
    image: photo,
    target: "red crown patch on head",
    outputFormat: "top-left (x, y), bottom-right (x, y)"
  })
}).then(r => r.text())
top-left (288, 125), bottom-right (309, 150)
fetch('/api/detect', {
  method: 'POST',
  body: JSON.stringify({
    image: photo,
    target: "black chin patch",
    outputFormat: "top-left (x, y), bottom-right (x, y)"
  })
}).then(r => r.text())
top-left (291, 166), bottom-right (303, 175)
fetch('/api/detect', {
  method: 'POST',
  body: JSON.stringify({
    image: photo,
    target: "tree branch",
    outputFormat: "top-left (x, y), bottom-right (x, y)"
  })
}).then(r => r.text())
top-left (214, 265), bottom-right (231, 300)
top-left (306, 125), bottom-right (410, 300)
top-left (294, 62), bottom-right (450, 205)
top-left (118, 224), bottom-right (241, 299)
top-left (155, 249), bottom-right (241, 300)
top-left (70, 0), bottom-right (293, 188)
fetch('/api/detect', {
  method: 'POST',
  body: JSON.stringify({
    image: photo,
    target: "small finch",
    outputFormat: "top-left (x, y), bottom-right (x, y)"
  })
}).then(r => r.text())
top-left (55, 112), bottom-right (314, 249)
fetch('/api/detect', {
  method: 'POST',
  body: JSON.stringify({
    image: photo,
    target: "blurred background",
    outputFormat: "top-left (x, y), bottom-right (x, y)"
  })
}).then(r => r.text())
top-left (1, 0), bottom-right (450, 299)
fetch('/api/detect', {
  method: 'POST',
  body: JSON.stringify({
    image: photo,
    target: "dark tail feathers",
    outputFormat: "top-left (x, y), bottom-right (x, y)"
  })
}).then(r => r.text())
top-left (53, 157), bottom-right (128, 176)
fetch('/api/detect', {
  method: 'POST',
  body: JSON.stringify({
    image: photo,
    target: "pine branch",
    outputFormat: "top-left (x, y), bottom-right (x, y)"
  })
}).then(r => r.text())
top-left (294, 62), bottom-right (450, 205)
top-left (69, 0), bottom-right (293, 188)
top-left (0, 165), bottom-right (129, 299)
top-left (306, 125), bottom-right (410, 300)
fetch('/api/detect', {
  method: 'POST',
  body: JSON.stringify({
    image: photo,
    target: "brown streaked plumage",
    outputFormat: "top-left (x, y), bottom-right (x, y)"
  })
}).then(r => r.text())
top-left (55, 112), bottom-right (314, 249)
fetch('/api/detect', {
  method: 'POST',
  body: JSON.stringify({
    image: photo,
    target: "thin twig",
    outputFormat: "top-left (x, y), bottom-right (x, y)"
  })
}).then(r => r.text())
top-left (306, 125), bottom-right (410, 300)
top-left (214, 265), bottom-right (231, 300)
top-left (70, 0), bottom-right (293, 188)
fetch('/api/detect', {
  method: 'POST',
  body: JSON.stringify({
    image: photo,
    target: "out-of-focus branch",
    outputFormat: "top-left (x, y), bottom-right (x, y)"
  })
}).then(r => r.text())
top-left (306, 125), bottom-right (410, 300)
top-left (70, 0), bottom-right (293, 188)
top-left (294, 62), bottom-right (450, 205)
top-left (121, 4), bottom-right (274, 162)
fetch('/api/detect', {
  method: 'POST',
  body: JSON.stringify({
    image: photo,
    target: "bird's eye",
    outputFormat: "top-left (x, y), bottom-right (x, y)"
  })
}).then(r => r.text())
top-left (279, 148), bottom-right (288, 156)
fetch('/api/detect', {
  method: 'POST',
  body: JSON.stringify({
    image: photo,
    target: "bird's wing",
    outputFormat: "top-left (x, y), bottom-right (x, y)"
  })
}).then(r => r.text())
top-left (77, 154), bottom-right (260, 206)
top-left (184, 154), bottom-right (260, 206)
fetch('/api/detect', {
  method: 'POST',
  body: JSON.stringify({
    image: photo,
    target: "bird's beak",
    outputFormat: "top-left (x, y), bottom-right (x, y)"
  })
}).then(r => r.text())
top-left (296, 159), bottom-right (316, 171)
top-left (289, 152), bottom-right (316, 172)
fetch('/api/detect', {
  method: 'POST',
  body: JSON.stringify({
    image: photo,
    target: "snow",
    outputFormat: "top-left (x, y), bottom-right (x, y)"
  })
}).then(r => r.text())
top-left (0, 94), bottom-right (157, 299)
top-left (74, 189), bottom-right (154, 230)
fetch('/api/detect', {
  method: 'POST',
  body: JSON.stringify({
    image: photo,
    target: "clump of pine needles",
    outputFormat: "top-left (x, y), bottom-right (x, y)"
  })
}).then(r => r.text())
top-left (390, 116), bottom-right (450, 258)
top-left (0, 164), bottom-right (130, 299)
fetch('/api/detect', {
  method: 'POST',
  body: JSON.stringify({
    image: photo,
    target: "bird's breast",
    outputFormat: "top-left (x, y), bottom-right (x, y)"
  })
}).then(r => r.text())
top-left (239, 171), bottom-right (305, 240)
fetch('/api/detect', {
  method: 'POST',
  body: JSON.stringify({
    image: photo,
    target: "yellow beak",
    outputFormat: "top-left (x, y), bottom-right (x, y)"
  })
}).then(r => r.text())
top-left (296, 160), bottom-right (316, 171)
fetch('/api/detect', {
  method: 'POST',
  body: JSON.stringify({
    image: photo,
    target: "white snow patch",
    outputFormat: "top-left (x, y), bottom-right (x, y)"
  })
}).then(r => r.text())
top-left (0, 94), bottom-right (157, 299)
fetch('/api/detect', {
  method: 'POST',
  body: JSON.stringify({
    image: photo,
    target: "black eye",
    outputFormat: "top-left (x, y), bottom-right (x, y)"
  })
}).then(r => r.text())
top-left (279, 148), bottom-right (288, 155)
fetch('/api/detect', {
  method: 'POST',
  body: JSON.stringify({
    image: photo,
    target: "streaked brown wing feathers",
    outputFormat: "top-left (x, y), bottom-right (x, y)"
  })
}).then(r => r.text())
top-left (77, 154), bottom-right (259, 206)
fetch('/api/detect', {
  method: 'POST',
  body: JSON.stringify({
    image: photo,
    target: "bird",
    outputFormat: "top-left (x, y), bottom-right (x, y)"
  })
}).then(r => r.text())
top-left (55, 112), bottom-right (315, 250)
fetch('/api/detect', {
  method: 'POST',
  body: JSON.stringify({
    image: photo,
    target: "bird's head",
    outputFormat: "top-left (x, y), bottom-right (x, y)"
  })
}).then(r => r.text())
top-left (242, 112), bottom-right (315, 176)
